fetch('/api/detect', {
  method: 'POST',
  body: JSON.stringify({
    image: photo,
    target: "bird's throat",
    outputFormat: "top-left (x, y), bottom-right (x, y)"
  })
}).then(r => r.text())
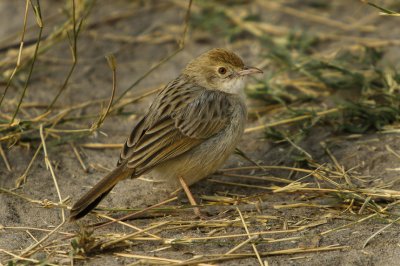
top-left (219, 77), bottom-right (246, 97)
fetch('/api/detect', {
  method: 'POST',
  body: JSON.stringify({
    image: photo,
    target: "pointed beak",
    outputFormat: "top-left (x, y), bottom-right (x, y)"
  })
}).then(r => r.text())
top-left (237, 66), bottom-right (263, 76)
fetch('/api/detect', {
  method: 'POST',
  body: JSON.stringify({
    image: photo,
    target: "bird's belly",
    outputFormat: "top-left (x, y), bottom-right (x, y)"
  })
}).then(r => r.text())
top-left (145, 110), bottom-right (245, 190)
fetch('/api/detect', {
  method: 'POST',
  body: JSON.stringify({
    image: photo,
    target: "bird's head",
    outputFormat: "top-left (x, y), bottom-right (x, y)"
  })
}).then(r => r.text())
top-left (182, 48), bottom-right (263, 93)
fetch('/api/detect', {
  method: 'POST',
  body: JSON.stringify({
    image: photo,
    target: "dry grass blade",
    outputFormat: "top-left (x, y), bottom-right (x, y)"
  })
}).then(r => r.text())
top-left (112, 0), bottom-right (193, 105)
top-left (80, 143), bottom-right (123, 149)
top-left (386, 145), bottom-right (400, 161)
top-left (362, 217), bottom-right (400, 249)
top-left (71, 142), bottom-right (88, 172)
top-left (363, 1), bottom-right (400, 16)
top-left (15, 142), bottom-right (43, 187)
top-left (100, 221), bottom-right (170, 250)
top-left (10, 0), bottom-right (43, 124)
top-left (15, 107), bottom-right (68, 187)
top-left (45, 0), bottom-right (83, 111)
top-left (236, 207), bottom-right (263, 266)
top-left (19, 221), bottom-right (65, 257)
top-left (0, 144), bottom-right (11, 171)
top-left (225, 235), bottom-right (259, 255)
top-left (94, 196), bottom-right (178, 228)
top-left (220, 165), bottom-right (315, 173)
top-left (0, 0), bottom-right (29, 108)
top-left (320, 213), bottom-right (378, 236)
top-left (220, 172), bottom-right (292, 184)
top-left (3, 226), bottom-right (73, 236)
top-left (97, 213), bottom-right (162, 240)
top-left (320, 141), bottom-right (353, 187)
top-left (168, 219), bottom-right (326, 244)
top-left (258, 1), bottom-right (374, 31)
top-left (0, 187), bottom-right (43, 205)
top-left (114, 253), bottom-right (215, 266)
top-left (91, 54), bottom-right (117, 131)
top-left (170, 245), bottom-right (349, 265)
top-left (39, 124), bottom-right (65, 222)
top-left (245, 108), bottom-right (340, 133)
top-left (1, 249), bottom-right (43, 265)
top-left (114, 253), bottom-right (182, 264)
top-left (208, 179), bottom-right (274, 190)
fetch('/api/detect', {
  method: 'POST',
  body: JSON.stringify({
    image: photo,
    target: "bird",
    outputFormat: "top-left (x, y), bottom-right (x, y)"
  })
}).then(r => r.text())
top-left (69, 48), bottom-right (263, 221)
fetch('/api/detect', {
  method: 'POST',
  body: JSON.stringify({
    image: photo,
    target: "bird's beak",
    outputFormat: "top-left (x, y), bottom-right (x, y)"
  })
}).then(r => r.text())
top-left (237, 66), bottom-right (263, 76)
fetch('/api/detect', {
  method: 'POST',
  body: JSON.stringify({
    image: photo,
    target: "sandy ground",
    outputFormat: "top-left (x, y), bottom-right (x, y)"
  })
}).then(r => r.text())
top-left (1, 1), bottom-right (400, 265)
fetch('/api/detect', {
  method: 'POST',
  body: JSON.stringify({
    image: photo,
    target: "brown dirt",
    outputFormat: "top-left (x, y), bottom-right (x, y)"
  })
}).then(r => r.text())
top-left (1, 1), bottom-right (400, 265)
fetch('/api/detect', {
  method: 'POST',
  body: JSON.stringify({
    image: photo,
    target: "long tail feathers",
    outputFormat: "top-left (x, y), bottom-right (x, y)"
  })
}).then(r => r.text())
top-left (69, 165), bottom-right (131, 221)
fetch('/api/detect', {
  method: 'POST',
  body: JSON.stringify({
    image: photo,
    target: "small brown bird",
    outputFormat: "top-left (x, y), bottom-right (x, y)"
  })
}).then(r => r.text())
top-left (70, 48), bottom-right (262, 220)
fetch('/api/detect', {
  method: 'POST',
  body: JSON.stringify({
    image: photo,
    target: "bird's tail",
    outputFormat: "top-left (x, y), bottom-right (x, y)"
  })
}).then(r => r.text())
top-left (69, 165), bottom-right (131, 221)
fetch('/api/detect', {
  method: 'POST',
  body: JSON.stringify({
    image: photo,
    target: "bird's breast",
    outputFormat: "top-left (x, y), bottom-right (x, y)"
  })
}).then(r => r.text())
top-left (144, 96), bottom-right (247, 190)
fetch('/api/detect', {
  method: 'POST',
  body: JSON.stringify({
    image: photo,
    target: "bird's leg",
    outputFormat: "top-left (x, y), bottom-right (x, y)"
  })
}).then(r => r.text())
top-left (178, 176), bottom-right (202, 218)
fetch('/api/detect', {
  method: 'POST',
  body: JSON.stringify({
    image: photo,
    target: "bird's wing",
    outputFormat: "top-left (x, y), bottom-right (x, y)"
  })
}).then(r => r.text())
top-left (118, 79), bottom-right (233, 175)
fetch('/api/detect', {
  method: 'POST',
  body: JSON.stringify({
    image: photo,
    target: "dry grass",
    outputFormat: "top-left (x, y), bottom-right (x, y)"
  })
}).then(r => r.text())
top-left (1, 0), bottom-right (400, 265)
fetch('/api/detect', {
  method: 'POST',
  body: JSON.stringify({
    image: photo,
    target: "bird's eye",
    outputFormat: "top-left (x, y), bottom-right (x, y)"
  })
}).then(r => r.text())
top-left (218, 67), bottom-right (227, 75)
